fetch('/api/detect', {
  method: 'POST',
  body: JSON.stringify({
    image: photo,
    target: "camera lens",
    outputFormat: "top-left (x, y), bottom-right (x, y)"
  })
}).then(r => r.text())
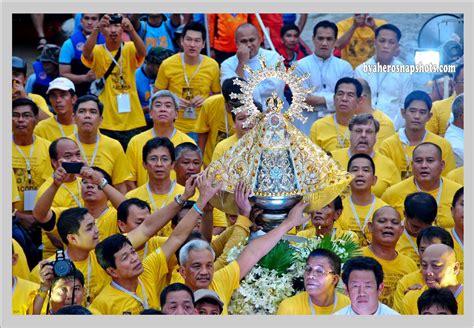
top-left (54, 260), bottom-right (71, 277)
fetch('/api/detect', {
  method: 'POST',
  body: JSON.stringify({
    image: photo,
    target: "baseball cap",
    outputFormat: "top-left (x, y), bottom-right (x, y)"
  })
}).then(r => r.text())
top-left (193, 289), bottom-right (224, 309)
top-left (38, 44), bottom-right (61, 65)
top-left (12, 56), bottom-right (27, 74)
top-left (146, 46), bottom-right (174, 65)
top-left (46, 77), bottom-right (76, 94)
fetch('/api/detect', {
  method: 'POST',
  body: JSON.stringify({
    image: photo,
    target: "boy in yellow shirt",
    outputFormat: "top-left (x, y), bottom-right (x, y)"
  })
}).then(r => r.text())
top-left (449, 187), bottom-right (463, 270)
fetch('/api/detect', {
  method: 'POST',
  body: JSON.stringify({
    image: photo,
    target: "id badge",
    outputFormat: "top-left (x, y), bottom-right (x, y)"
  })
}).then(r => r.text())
top-left (183, 107), bottom-right (196, 119)
top-left (117, 93), bottom-right (131, 113)
top-left (24, 189), bottom-right (38, 211)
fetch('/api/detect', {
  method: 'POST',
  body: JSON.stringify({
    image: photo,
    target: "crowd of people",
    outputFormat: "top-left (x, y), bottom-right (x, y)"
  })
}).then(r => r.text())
top-left (11, 13), bottom-right (464, 316)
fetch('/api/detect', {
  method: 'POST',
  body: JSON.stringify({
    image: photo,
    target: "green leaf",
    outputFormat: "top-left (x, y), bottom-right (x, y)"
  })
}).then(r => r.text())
top-left (258, 240), bottom-right (296, 275)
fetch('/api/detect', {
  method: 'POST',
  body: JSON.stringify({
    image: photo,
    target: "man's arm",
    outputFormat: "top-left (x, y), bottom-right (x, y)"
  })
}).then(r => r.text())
top-left (197, 133), bottom-right (209, 158)
top-left (236, 201), bottom-right (308, 279)
top-left (335, 22), bottom-right (357, 50)
top-left (129, 14), bottom-right (142, 33)
top-left (122, 17), bottom-right (147, 59)
top-left (305, 95), bottom-right (327, 107)
top-left (32, 168), bottom-right (67, 224)
top-left (82, 15), bottom-right (107, 62)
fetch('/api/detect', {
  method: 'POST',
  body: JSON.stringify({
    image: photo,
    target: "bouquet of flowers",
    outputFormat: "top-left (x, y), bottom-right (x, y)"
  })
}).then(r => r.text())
top-left (227, 234), bottom-right (361, 314)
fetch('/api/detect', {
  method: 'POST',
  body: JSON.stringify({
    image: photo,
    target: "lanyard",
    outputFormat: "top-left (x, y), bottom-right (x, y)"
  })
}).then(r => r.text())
top-left (146, 180), bottom-right (176, 211)
top-left (12, 277), bottom-right (17, 293)
top-left (181, 53), bottom-right (203, 90)
top-left (349, 195), bottom-right (376, 235)
top-left (55, 117), bottom-right (77, 138)
top-left (104, 43), bottom-right (124, 86)
top-left (111, 278), bottom-right (149, 310)
top-left (75, 133), bottom-right (100, 167)
top-left (333, 114), bottom-right (349, 148)
top-left (312, 54), bottom-right (328, 90)
top-left (451, 228), bottom-right (464, 251)
top-left (308, 292), bottom-right (337, 315)
top-left (152, 127), bottom-right (176, 140)
top-left (13, 137), bottom-right (35, 184)
top-left (414, 178), bottom-right (443, 205)
top-left (65, 250), bottom-right (92, 306)
top-left (403, 229), bottom-right (419, 255)
top-left (400, 130), bottom-right (427, 176)
top-left (223, 107), bottom-right (229, 138)
top-left (454, 285), bottom-right (463, 298)
top-left (60, 179), bottom-right (82, 206)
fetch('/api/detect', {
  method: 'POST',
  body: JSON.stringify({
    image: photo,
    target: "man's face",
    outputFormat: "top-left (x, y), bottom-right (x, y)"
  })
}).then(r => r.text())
top-left (150, 96), bottom-right (177, 125)
top-left (309, 201), bottom-right (340, 230)
top-left (174, 208), bottom-right (201, 232)
top-left (49, 89), bottom-right (76, 117)
top-left (180, 249), bottom-right (214, 290)
top-left (346, 270), bottom-right (383, 315)
top-left (421, 304), bottom-right (453, 315)
top-left (12, 105), bottom-right (37, 137)
top-left (103, 21), bottom-right (123, 43)
top-left (143, 146), bottom-right (174, 181)
top-left (195, 301), bottom-right (221, 315)
top-left (117, 205), bottom-right (149, 233)
top-left (175, 150), bottom-right (202, 185)
top-left (412, 145), bottom-right (444, 186)
top-left (147, 14), bottom-right (164, 26)
top-left (43, 61), bottom-right (58, 75)
top-left (402, 100), bottom-right (431, 132)
top-left (12, 70), bottom-right (27, 87)
top-left (144, 62), bottom-right (160, 79)
top-left (111, 243), bottom-right (144, 279)
top-left (368, 207), bottom-right (403, 247)
top-left (421, 245), bottom-right (459, 288)
top-left (334, 83), bottom-right (359, 116)
top-left (52, 139), bottom-right (83, 170)
top-left (418, 237), bottom-right (441, 259)
top-left (81, 14), bottom-right (100, 34)
top-left (374, 29), bottom-right (399, 63)
top-left (236, 26), bottom-right (261, 59)
top-left (453, 68), bottom-right (464, 95)
top-left (451, 194), bottom-right (464, 232)
top-left (403, 217), bottom-right (431, 237)
top-left (182, 30), bottom-right (205, 58)
top-left (348, 157), bottom-right (377, 192)
top-left (313, 27), bottom-right (336, 60)
top-left (282, 29), bottom-right (299, 51)
top-left (304, 256), bottom-right (338, 297)
top-left (70, 213), bottom-right (100, 250)
top-left (81, 177), bottom-right (107, 204)
top-left (350, 122), bottom-right (377, 154)
top-left (162, 290), bottom-right (196, 315)
top-left (234, 111), bottom-right (253, 138)
top-left (51, 278), bottom-right (84, 308)
top-left (74, 100), bottom-right (102, 134)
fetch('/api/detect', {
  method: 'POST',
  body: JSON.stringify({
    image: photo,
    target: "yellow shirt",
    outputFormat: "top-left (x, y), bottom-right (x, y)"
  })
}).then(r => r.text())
top-left (12, 136), bottom-right (52, 212)
top-left (195, 94), bottom-right (235, 166)
top-left (395, 229), bottom-right (420, 267)
top-left (12, 277), bottom-right (38, 315)
top-left (372, 109), bottom-right (396, 149)
top-left (34, 116), bottom-right (76, 142)
top-left (81, 42), bottom-right (146, 131)
top-left (125, 128), bottom-right (195, 187)
top-left (69, 133), bottom-right (132, 185)
top-left (13, 239), bottom-right (30, 281)
top-left (89, 247), bottom-right (169, 314)
top-left (154, 53), bottom-right (221, 133)
top-left (277, 291), bottom-right (350, 315)
top-left (362, 246), bottom-right (418, 308)
top-left (336, 17), bottom-right (387, 68)
top-left (126, 181), bottom-right (184, 237)
top-left (426, 94), bottom-right (455, 136)
top-left (379, 130), bottom-right (456, 179)
top-left (211, 134), bottom-right (239, 162)
top-left (448, 228), bottom-right (464, 270)
top-left (310, 114), bottom-right (351, 153)
top-left (209, 260), bottom-right (241, 315)
top-left (330, 148), bottom-right (401, 197)
top-left (36, 178), bottom-right (83, 259)
top-left (28, 93), bottom-right (53, 118)
top-left (29, 250), bottom-right (111, 306)
top-left (94, 207), bottom-right (119, 241)
top-left (12, 171), bottom-right (20, 204)
top-left (401, 285), bottom-right (464, 315)
top-left (337, 196), bottom-right (387, 246)
top-left (381, 177), bottom-right (462, 229)
top-left (446, 166), bottom-right (463, 185)
top-left (296, 227), bottom-right (359, 245)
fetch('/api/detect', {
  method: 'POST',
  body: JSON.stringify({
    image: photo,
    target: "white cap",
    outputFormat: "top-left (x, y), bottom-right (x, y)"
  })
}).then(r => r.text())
top-left (46, 77), bottom-right (76, 94)
top-left (193, 289), bottom-right (223, 309)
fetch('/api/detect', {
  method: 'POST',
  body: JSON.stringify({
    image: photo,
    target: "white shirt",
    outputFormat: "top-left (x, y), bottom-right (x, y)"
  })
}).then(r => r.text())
top-left (334, 302), bottom-right (400, 315)
top-left (355, 57), bottom-right (413, 130)
top-left (220, 48), bottom-right (285, 111)
top-left (294, 54), bottom-right (353, 135)
top-left (444, 124), bottom-right (463, 167)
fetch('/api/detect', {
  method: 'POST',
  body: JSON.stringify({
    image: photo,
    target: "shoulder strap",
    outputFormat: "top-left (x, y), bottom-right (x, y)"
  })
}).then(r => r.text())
top-left (103, 45), bottom-right (122, 81)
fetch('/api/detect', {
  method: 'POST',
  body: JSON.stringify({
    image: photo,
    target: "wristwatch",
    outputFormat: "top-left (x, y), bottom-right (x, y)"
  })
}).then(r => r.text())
top-left (98, 178), bottom-right (109, 190)
top-left (174, 194), bottom-right (186, 207)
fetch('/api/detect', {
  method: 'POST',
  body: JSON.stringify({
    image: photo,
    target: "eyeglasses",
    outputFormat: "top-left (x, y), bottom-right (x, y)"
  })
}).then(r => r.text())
top-left (12, 112), bottom-right (35, 119)
top-left (304, 265), bottom-right (335, 277)
top-left (146, 156), bottom-right (171, 165)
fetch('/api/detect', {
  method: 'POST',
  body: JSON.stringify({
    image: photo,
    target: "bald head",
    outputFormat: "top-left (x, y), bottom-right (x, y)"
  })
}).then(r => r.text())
top-left (413, 142), bottom-right (442, 161)
top-left (422, 243), bottom-right (456, 262)
top-left (373, 206), bottom-right (400, 221)
top-left (235, 23), bottom-right (259, 39)
top-left (421, 243), bottom-right (459, 288)
top-left (356, 77), bottom-right (371, 98)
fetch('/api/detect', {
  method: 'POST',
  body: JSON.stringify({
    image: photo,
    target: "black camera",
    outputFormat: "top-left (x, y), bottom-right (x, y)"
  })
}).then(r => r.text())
top-left (52, 250), bottom-right (75, 278)
top-left (62, 162), bottom-right (84, 174)
top-left (109, 14), bottom-right (123, 25)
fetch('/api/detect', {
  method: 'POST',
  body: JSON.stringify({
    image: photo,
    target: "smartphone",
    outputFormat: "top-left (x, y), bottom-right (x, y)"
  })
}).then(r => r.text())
top-left (62, 162), bottom-right (84, 174)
